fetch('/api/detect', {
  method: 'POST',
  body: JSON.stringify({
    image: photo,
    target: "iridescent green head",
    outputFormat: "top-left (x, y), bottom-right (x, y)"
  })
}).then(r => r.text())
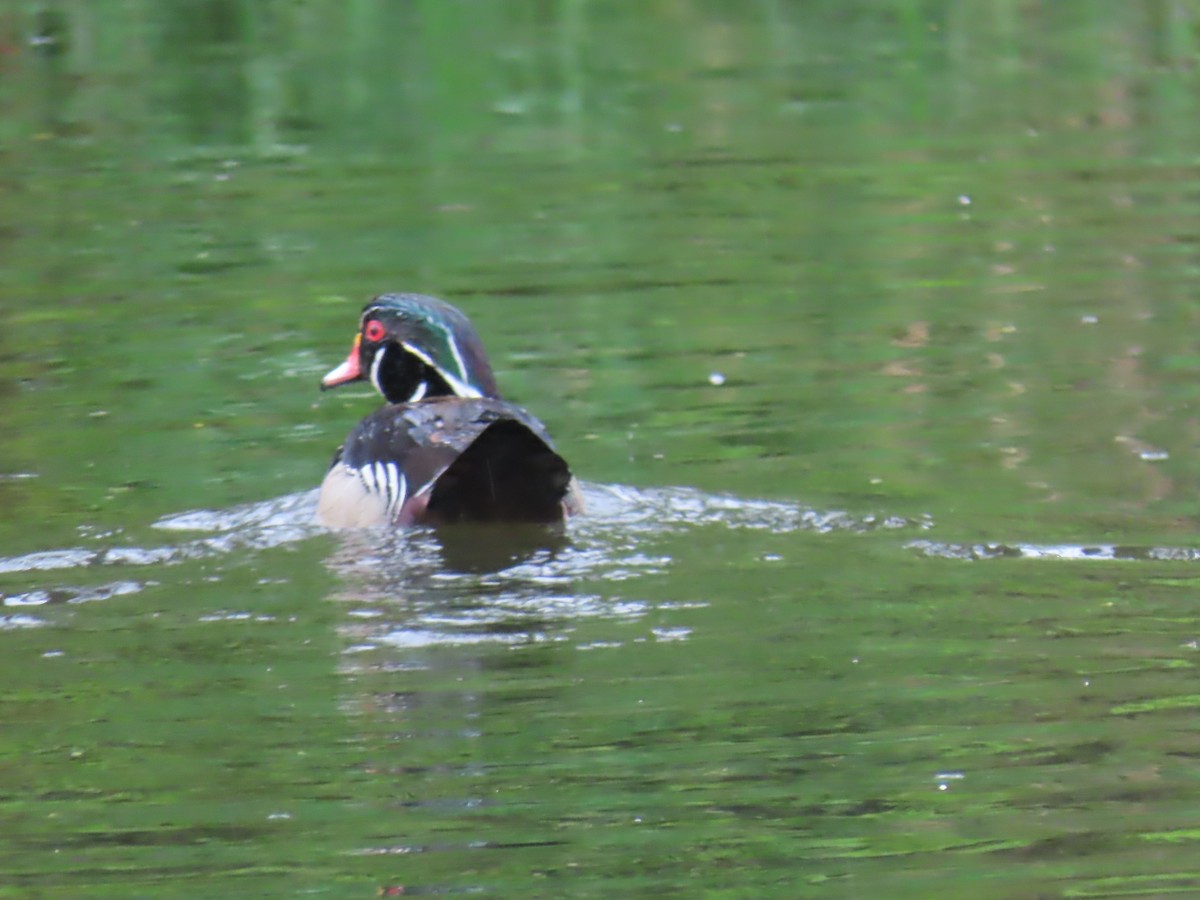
top-left (321, 293), bottom-right (500, 403)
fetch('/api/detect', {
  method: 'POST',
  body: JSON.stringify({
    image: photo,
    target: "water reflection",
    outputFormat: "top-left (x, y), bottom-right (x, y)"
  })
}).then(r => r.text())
top-left (396, 522), bottom-right (571, 576)
top-left (8, 3), bottom-right (1200, 893)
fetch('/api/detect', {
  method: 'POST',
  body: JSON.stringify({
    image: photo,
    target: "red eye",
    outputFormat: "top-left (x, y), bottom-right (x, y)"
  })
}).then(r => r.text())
top-left (363, 320), bottom-right (387, 343)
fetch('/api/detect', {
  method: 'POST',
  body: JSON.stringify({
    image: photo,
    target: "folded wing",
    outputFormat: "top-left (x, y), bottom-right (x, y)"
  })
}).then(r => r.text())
top-left (317, 397), bottom-right (576, 528)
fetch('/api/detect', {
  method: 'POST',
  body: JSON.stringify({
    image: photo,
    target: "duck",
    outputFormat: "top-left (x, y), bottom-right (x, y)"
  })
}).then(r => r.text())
top-left (316, 293), bottom-right (581, 528)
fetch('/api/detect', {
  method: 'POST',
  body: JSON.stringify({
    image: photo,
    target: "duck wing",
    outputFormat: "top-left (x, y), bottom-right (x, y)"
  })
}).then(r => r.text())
top-left (317, 397), bottom-right (575, 528)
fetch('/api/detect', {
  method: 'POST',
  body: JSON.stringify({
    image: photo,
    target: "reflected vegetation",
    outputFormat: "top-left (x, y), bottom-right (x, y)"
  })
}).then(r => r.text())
top-left (5, 1), bottom-right (1200, 896)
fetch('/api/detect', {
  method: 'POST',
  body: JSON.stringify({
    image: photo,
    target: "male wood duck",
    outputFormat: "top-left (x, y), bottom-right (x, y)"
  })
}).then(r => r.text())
top-left (316, 293), bottom-right (580, 528)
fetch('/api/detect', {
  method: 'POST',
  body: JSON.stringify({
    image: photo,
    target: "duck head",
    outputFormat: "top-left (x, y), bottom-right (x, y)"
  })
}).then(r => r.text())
top-left (320, 293), bottom-right (501, 403)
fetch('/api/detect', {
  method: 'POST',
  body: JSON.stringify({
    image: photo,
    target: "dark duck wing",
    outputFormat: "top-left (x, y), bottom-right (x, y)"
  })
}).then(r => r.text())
top-left (317, 397), bottom-right (578, 528)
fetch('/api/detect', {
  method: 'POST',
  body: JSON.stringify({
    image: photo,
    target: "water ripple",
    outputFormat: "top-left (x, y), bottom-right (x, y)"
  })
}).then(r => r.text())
top-left (907, 540), bottom-right (1200, 562)
top-left (0, 483), bottom-right (929, 639)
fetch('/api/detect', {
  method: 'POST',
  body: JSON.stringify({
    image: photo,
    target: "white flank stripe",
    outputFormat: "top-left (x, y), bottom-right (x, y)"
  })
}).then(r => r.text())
top-left (373, 463), bottom-right (388, 504)
top-left (359, 464), bottom-right (378, 495)
top-left (383, 462), bottom-right (400, 511)
top-left (388, 465), bottom-right (408, 513)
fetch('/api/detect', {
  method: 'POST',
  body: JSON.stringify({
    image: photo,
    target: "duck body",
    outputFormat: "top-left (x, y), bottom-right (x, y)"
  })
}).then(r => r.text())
top-left (316, 293), bottom-right (579, 529)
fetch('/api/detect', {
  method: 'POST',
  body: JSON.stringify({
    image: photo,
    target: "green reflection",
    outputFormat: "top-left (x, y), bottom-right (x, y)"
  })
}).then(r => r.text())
top-left (4, 1), bottom-right (1200, 896)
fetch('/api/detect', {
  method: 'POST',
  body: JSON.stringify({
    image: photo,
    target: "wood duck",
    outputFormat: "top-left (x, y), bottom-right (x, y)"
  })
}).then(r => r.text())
top-left (316, 293), bottom-right (581, 528)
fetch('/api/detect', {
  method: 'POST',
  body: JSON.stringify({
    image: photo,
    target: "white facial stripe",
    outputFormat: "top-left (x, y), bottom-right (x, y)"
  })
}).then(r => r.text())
top-left (416, 320), bottom-right (470, 383)
top-left (401, 342), bottom-right (483, 399)
top-left (400, 343), bottom-right (439, 374)
top-left (369, 344), bottom-right (388, 397)
top-left (400, 342), bottom-right (435, 369)
top-left (440, 324), bottom-right (470, 386)
top-left (408, 381), bottom-right (428, 403)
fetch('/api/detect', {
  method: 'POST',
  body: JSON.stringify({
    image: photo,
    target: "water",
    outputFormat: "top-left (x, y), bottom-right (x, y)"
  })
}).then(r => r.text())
top-left (5, 1), bottom-right (1200, 896)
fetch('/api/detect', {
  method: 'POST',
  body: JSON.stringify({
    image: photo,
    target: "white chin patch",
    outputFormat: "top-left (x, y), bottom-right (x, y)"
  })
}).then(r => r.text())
top-left (408, 381), bottom-right (428, 403)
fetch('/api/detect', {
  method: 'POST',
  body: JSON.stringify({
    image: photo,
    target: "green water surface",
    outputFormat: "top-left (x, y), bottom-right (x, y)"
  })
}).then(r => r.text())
top-left (4, 2), bottom-right (1200, 897)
